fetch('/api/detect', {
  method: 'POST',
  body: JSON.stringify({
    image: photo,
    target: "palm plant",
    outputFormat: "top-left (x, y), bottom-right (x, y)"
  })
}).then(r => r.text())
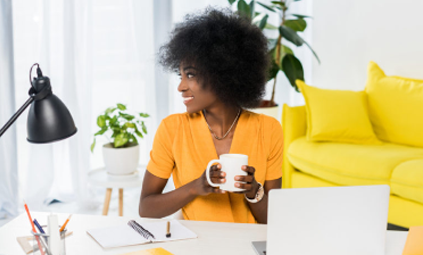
top-left (229, 0), bottom-right (320, 106)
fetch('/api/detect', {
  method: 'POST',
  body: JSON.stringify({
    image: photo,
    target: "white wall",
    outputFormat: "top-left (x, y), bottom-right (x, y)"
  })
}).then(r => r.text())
top-left (312, 0), bottom-right (423, 90)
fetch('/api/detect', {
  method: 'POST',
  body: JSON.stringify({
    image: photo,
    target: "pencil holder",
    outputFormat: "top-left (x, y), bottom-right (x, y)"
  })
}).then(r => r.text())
top-left (31, 225), bottom-right (66, 255)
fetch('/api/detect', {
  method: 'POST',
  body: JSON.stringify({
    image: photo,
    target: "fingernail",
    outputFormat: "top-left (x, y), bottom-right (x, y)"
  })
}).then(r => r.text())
top-left (235, 183), bottom-right (240, 187)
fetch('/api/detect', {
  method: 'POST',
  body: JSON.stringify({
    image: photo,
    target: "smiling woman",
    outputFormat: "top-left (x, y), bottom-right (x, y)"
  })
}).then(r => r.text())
top-left (139, 7), bottom-right (284, 224)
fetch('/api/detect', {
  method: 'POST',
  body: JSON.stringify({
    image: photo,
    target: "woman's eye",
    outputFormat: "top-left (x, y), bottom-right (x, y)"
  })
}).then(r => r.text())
top-left (187, 73), bottom-right (195, 78)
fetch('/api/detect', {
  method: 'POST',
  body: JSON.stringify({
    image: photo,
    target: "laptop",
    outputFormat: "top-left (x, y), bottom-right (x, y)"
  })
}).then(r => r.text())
top-left (264, 185), bottom-right (390, 255)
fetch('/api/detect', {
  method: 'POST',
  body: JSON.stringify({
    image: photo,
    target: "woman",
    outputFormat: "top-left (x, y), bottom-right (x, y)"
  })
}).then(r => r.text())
top-left (139, 7), bottom-right (283, 224)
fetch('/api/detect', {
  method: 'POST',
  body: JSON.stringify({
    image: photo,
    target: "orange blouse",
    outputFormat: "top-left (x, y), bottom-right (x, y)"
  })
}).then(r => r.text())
top-left (146, 110), bottom-right (283, 223)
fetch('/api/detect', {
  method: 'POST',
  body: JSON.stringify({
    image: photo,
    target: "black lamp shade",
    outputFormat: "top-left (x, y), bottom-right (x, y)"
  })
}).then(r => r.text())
top-left (27, 94), bottom-right (77, 143)
top-left (0, 64), bottom-right (77, 142)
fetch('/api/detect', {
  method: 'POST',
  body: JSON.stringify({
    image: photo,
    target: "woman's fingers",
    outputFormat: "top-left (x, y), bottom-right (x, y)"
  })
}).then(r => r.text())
top-left (209, 164), bottom-right (226, 184)
top-left (235, 175), bottom-right (254, 183)
top-left (235, 182), bottom-right (252, 190)
top-left (241, 165), bottom-right (256, 175)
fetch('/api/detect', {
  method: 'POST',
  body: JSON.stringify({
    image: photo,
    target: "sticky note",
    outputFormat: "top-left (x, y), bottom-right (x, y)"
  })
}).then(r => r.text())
top-left (402, 226), bottom-right (423, 255)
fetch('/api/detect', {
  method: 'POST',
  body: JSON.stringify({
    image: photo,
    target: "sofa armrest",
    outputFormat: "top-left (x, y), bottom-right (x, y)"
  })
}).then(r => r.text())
top-left (282, 104), bottom-right (307, 188)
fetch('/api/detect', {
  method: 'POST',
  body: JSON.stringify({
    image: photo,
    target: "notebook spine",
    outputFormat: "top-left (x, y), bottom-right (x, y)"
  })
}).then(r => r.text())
top-left (127, 220), bottom-right (155, 240)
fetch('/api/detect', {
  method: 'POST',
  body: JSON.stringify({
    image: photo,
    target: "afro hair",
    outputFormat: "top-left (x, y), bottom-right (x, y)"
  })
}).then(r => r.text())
top-left (158, 7), bottom-right (269, 108)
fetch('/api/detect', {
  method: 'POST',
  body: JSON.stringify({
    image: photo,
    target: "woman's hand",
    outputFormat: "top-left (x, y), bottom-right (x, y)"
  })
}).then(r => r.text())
top-left (193, 164), bottom-right (227, 196)
top-left (235, 165), bottom-right (259, 198)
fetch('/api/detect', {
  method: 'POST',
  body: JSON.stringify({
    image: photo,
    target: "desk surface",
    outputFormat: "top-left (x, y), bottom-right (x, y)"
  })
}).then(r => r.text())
top-left (0, 212), bottom-right (409, 255)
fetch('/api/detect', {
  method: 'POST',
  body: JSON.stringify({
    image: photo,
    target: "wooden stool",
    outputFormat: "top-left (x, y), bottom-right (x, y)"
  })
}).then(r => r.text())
top-left (88, 167), bottom-right (143, 216)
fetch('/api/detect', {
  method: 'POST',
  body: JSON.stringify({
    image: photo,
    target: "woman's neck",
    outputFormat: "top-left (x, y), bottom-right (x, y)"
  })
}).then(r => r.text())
top-left (203, 103), bottom-right (241, 137)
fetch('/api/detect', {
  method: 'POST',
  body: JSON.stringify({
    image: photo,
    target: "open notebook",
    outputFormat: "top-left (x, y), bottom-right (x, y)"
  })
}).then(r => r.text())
top-left (87, 220), bottom-right (197, 249)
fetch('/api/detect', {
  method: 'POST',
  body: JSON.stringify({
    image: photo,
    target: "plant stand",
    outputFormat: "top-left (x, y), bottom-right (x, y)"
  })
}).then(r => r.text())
top-left (88, 167), bottom-right (144, 216)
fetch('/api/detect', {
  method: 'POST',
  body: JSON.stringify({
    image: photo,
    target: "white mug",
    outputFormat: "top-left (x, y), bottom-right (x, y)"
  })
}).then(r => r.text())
top-left (206, 154), bottom-right (248, 192)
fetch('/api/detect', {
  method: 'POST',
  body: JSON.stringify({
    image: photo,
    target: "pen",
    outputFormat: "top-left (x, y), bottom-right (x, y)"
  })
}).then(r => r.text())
top-left (33, 219), bottom-right (45, 234)
top-left (166, 221), bottom-right (171, 238)
top-left (24, 200), bottom-right (45, 255)
top-left (59, 214), bottom-right (72, 232)
top-left (33, 218), bottom-right (49, 244)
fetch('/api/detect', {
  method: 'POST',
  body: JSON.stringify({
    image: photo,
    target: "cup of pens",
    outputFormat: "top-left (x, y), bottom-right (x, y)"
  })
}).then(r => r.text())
top-left (31, 226), bottom-right (67, 255)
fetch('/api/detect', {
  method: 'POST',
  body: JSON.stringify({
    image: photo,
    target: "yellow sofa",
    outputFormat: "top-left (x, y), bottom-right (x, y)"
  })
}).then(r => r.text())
top-left (282, 62), bottom-right (423, 228)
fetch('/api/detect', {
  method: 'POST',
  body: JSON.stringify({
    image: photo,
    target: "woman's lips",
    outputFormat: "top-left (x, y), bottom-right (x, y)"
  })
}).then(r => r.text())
top-left (183, 96), bottom-right (194, 104)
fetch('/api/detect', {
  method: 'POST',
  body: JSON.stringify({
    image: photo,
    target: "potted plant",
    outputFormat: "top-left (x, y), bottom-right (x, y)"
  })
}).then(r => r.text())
top-left (229, 0), bottom-right (320, 119)
top-left (91, 103), bottom-right (149, 175)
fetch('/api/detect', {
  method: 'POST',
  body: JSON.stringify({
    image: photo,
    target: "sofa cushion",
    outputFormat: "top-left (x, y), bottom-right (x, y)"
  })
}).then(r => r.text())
top-left (366, 61), bottom-right (423, 147)
top-left (296, 80), bottom-right (380, 145)
top-left (288, 137), bottom-right (423, 187)
top-left (391, 159), bottom-right (423, 204)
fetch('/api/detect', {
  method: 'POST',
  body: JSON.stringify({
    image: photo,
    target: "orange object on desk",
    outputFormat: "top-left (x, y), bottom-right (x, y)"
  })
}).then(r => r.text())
top-left (403, 226), bottom-right (423, 255)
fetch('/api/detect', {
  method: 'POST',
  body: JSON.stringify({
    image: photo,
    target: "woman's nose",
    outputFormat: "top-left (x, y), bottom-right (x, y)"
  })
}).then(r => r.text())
top-left (177, 80), bottom-right (188, 92)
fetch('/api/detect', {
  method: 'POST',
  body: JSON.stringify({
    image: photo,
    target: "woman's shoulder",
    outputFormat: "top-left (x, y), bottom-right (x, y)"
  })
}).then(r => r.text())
top-left (243, 110), bottom-right (281, 128)
top-left (161, 112), bottom-right (202, 126)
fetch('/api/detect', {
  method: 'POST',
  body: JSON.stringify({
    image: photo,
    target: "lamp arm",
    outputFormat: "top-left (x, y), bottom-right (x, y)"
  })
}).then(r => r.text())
top-left (0, 96), bottom-right (35, 137)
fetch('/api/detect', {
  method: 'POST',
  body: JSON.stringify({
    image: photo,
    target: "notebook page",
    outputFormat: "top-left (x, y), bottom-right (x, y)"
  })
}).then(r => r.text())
top-left (87, 225), bottom-right (149, 248)
top-left (140, 220), bottom-right (197, 242)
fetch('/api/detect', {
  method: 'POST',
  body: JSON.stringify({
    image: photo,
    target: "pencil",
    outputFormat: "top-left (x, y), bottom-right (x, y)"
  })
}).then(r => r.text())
top-left (24, 200), bottom-right (45, 255)
top-left (59, 214), bottom-right (72, 232)
top-left (23, 200), bottom-right (37, 233)
top-left (166, 221), bottom-right (171, 238)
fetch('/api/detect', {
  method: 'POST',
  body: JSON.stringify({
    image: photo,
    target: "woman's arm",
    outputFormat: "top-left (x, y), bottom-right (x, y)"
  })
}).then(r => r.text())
top-left (245, 178), bottom-right (282, 224)
top-left (139, 165), bottom-right (226, 218)
top-left (235, 166), bottom-right (282, 224)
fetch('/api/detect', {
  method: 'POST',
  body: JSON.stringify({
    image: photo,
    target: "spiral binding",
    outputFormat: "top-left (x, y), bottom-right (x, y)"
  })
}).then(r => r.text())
top-left (127, 220), bottom-right (156, 240)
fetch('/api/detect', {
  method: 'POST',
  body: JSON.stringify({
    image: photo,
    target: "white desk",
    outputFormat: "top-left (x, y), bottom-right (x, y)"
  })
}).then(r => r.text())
top-left (0, 212), bottom-right (408, 255)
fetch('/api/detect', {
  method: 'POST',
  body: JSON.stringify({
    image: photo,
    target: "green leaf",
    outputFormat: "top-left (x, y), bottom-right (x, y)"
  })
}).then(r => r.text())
top-left (237, 0), bottom-right (251, 18)
top-left (135, 129), bottom-right (144, 139)
top-left (271, 1), bottom-right (285, 7)
top-left (139, 113), bottom-right (150, 118)
top-left (281, 54), bottom-right (304, 91)
top-left (279, 26), bottom-right (303, 46)
top-left (268, 58), bottom-right (280, 82)
top-left (267, 38), bottom-right (278, 50)
top-left (258, 14), bottom-right (268, 29)
top-left (252, 13), bottom-right (268, 30)
top-left (110, 115), bottom-right (118, 125)
top-left (249, 0), bottom-right (255, 18)
top-left (279, 26), bottom-right (320, 63)
top-left (282, 45), bottom-right (294, 55)
top-left (130, 134), bottom-right (139, 145)
top-left (291, 13), bottom-right (312, 19)
top-left (303, 40), bottom-right (321, 64)
top-left (94, 127), bottom-right (107, 136)
top-left (105, 107), bottom-right (116, 115)
top-left (117, 103), bottom-right (126, 110)
top-left (264, 23), bottom-right (278, 30)
top-left (114, 133), bottom-right (128, 148)
top-left (228, 0), bottom-right (237, 4)
top-left (97, 115), bottom-right (106, 128)
top-left (119, 112), bottom-right (135, 121)
top-left (257, 1), bottom-right (275, 12)
top-left (90, 138), bottom-right (96, 153)
top-left (125, 122), bottom-right (136, 129)
top-left (141, 121), bottom-right (148, 134)
top-left (285, 19), bottom-right (307, 32)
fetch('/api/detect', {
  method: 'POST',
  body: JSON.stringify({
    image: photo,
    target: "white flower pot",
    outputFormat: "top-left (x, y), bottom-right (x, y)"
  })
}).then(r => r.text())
top-left (250, 104), bottom-right (281, 122)
top-left (102, 143), bottom-right (139, 175)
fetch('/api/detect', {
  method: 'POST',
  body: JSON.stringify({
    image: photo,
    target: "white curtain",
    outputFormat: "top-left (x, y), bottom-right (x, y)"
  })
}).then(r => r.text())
top-left (0, 0), bottom-right (18, 219)
top-left (12, 0), bottom-right (157, 211)
top-left (3, 0), bottom-right (312, 215)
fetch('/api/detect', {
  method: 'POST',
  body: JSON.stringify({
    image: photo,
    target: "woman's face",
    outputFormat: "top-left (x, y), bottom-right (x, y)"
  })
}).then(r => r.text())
top-left (178, 64), bottom-right (219, 114)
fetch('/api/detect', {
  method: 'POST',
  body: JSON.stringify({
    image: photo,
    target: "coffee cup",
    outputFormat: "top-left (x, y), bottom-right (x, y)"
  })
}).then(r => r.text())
top-left (206, 154), bottom-right (248, 192)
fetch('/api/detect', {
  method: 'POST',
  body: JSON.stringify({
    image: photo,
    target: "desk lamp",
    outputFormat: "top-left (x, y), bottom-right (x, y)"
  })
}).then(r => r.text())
top-left (0, 63), bottom-right (77, 142)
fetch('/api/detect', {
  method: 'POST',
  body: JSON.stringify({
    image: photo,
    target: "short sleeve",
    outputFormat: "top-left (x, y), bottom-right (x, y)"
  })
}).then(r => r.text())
top-left (265, 118), bottom-right (284, 180)
top-left (146, 117), bottom-right (177, 179)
